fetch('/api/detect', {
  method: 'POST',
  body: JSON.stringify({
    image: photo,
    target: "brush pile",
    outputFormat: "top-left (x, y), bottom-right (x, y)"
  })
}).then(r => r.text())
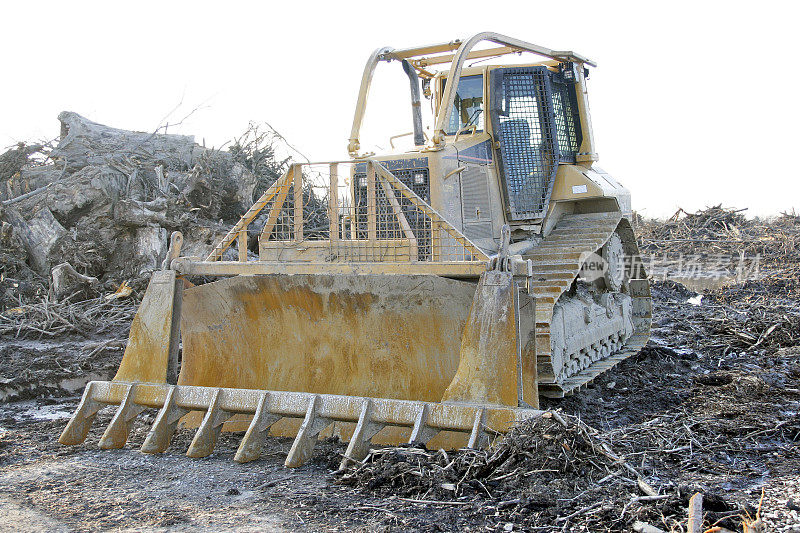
top-left (658, 286), bottom-right (800, 356)
top-left (636, 205), bottom-right (800, 359)
top-left (336, 411), bottom-right (763, 532)
top-left (0, 115), bottom-right (292, 398)
top-left (0, 112), bottom-right (289, 313)
top-left (635, 205), bottom-right (799, 260)
top-left (0, 113), bottom-right (301, 319)
top-left (0, 292), bottom-right (137, 339)
top-left (635, 205), bottom-right (800, 299)
top-left (339, 412), bottom-right (622, 503)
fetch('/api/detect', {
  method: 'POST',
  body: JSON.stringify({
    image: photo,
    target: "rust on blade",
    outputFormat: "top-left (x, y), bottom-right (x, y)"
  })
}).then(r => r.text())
top-left (442, 271), bottom-right (520, 406)
top-left (113, 270), bottom-right (181, 384)
top-left (178, 274), bottom-right (476, 402)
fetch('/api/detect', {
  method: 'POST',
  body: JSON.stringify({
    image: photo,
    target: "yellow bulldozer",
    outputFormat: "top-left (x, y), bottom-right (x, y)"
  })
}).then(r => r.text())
top-left (60, 32), bottom-right (651, 468)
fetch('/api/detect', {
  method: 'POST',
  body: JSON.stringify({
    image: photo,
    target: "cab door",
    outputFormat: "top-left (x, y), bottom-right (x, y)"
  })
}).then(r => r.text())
top-left (489, 66), bottom-right (560, 221)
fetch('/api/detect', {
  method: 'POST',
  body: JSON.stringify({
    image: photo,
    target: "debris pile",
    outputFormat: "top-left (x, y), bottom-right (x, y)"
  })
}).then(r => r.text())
top-left (339, 412), bottom-right (620, 502)
top-left (635, 205), bottom-right (800, 299)
top-left (653, 280), bottom-right (799, 357)
top-left (636, 205), bottom-right (799, 261)
top-left (636, 205), bottom-right (800, 363)
top-left (336, 411), bottom-right (765, 532)
top-left (0, 112), bottom-right (288, 312)
top-left (0, 114), bottom-right (290, 399)
top-left (0, 292), bottom-right (136, 339)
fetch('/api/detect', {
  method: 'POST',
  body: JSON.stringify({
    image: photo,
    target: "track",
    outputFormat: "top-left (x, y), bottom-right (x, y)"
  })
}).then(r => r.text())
top-left (526, 212), bottom-right (652, 398)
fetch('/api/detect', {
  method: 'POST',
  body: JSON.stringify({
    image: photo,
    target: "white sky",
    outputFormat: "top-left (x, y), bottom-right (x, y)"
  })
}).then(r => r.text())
top-left (2, 0), bottom-right (798, 218)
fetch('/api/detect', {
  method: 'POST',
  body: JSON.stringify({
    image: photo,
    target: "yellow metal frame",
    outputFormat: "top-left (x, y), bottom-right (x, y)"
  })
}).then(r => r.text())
top-left (190, 159), bottom-right (491, 278)
top-left (61, 380), bottom-right (541, 467)
top-left (348, 31), bottom-right (596, 156)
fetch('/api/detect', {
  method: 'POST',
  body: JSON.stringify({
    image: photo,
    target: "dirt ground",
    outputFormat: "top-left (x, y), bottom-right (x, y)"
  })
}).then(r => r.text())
top-left (1, 274), bottom-right (798, 532)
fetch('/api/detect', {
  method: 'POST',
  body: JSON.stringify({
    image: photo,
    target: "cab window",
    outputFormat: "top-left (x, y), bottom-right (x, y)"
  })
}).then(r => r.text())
top-left (444, 75), bottom-right (484, 135)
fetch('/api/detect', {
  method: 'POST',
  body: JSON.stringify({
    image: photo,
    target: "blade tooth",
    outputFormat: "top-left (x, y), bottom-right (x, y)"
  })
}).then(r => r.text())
top-left (99, 383), bottom-right (146, 449)
top-left (141, 386), bottom-right (189, 454)
top-left (186, 388), bottom-right (232, 458)
top-left (340, 399), bottom-right (385, 470)
top-left (59, 382), bottom-right (103, 445)
top-left (408, 403), bottom-right (438, 445)
top-left (467, 407), bottom-right (488, 449)
top-left (234, 392), bottom-right (281, 463)
top-left (285, 395), bottom-right (332, 468)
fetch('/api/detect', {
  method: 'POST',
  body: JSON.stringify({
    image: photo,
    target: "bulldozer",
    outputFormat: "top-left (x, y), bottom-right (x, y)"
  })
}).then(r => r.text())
top-left (60, 32), bottom-right (651, 468)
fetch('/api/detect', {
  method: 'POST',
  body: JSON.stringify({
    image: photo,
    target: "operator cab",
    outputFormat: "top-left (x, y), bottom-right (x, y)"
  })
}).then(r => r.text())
top-left (435, 64), bottom-right (584, 221)
top-left (346, 34), bottom-right (625, 252)
top-left (444, 74), bottom-right (485, 135)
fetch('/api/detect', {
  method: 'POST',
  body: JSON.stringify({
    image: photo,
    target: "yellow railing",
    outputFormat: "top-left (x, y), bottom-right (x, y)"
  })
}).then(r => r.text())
top-left (206, 160), bottom-right (487, 266)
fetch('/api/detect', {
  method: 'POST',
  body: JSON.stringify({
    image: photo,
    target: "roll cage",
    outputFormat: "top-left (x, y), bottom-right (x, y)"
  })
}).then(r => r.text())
top-left (347, 31), bottom-right (596, 157)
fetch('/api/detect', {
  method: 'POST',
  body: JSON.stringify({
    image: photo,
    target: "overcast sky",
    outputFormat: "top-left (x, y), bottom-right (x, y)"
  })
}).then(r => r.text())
top-left (2, 1), bottom-right (798, 218)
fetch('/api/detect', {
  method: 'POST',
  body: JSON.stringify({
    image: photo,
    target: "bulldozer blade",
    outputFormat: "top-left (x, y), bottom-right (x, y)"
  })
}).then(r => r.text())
top-left (113, 270), bottom-right (181, 384)
top-left (443, 270), bottom-right (523, 407)
top-left (178, 274), bottom-right (477, 403)
top-left (62, 270), bottom-right (540, 463)
top-left (60, 381), bottom-right (541, 467)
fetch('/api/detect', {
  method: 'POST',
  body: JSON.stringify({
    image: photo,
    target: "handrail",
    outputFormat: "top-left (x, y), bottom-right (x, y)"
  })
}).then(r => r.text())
top-left (205, 159), bottom-right (488, 263)
top-left (389, 130), bottom-right (429, 149)
top-left (453, 124), bottom-right (477, 143)
top-left (348, 46), bottom-right (394, 156)
top-left (371, 161), bottom-right (487, 260)
top-left (206, 166), bottom-right (297, 261)
top-left (375, 162), bottom-right (419, 262)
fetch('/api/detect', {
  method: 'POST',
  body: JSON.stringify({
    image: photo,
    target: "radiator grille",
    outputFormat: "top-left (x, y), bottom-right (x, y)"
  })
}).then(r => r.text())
top-left (460, 165), bottom-right (494, 243)
top-left (354, 159), bottom-right (431, 260)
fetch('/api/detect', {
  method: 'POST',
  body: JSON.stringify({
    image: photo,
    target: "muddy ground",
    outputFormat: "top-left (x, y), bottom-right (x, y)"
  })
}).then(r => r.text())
top-left (1, 275), bottom-right (798, 532)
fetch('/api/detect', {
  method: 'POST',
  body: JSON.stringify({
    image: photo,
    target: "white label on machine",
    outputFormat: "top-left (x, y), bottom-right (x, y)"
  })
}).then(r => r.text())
top-left (572, 184), bottom-right (588, 194)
